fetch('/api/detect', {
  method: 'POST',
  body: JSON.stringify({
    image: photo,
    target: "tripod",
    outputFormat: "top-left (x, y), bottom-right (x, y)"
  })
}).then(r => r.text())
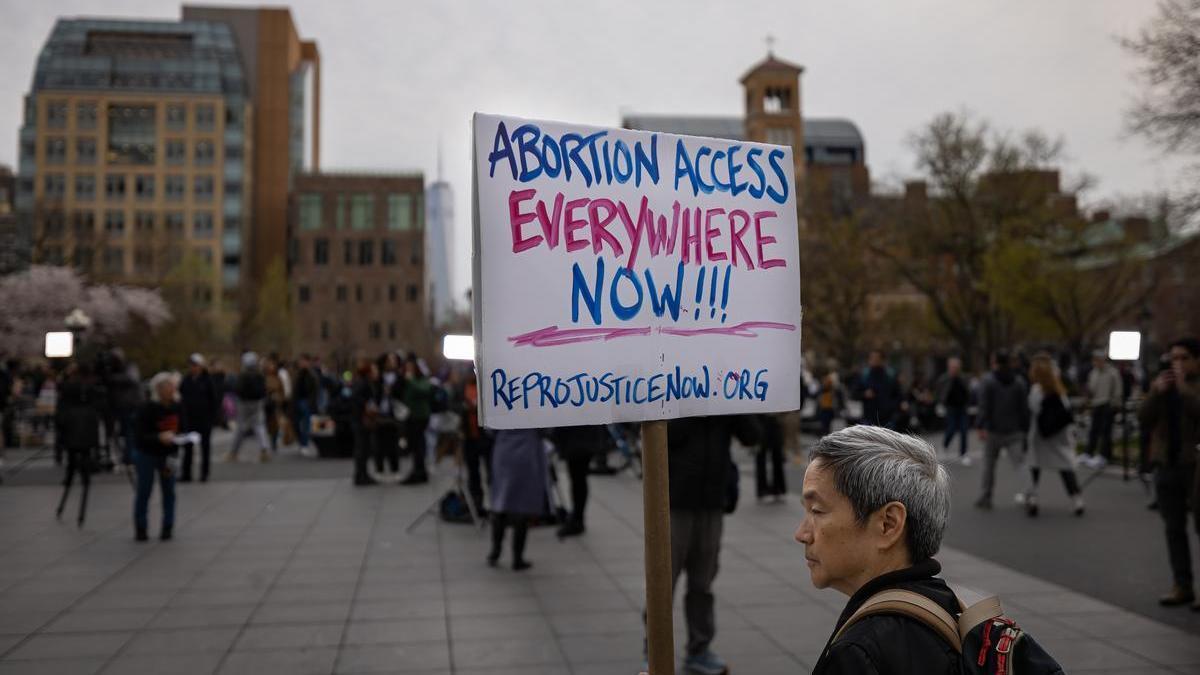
top-left (405, 438), bottom-right (484, 533)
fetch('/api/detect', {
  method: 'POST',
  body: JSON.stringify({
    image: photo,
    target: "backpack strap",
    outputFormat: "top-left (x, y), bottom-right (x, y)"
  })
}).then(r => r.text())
top-left (832, 589), bottom-right (963, 653)
top-left (957, 595), bottom-right (1004, 642)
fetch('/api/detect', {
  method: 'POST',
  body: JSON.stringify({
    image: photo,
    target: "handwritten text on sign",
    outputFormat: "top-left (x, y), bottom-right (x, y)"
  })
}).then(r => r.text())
top-left (472, 113), bottom-right (802, 428)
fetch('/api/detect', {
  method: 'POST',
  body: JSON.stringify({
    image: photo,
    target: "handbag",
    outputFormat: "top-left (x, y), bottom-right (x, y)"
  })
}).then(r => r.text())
top-left (391, 399), bottom-right (411, 422)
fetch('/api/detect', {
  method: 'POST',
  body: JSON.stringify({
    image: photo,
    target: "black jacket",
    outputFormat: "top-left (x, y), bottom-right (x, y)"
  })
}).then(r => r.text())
top-left (180, 371), bottom-right (219, 430)
top-left (56, 378), bottom-right (104, 451)
top-left (667, 415), bottom-right (760, 511)
top-left (553, 424), bottom-right (609, 461)
top-left (812, 559), bottom-right (960, 675)
top-left (138, 400), bottom-right (182, 458)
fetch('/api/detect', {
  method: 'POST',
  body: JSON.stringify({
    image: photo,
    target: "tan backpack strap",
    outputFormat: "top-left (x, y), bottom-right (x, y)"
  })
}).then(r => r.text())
top-left (957, 596), bottom-right (1003, 642)
top-left (832, 589), bottom-right (963, 653)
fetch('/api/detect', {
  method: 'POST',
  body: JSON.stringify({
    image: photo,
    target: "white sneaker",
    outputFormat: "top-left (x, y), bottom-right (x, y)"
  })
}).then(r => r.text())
top-left (959, 455), bottom-right (973, 467)
top-left (1014, 492), bottom-right (1028, 505)
top-left (299, 446), bottom-right (317, 459)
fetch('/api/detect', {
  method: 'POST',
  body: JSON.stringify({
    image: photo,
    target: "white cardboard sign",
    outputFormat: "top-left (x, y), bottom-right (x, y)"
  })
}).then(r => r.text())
top-left (472, 113), bottom-right (802, 429)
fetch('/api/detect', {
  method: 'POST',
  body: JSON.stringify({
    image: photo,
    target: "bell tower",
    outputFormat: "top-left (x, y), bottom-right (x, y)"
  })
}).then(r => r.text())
top-left (741, 45), bottom-right (805, 214)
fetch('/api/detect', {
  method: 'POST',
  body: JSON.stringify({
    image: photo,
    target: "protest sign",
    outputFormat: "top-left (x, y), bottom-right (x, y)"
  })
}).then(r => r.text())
top-left (472, 113), bottom-right (802, 429)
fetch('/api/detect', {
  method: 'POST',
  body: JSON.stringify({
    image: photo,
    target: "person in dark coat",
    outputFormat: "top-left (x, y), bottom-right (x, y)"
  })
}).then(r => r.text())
top-left (797, 425), bottom-right (1036, 674)
top-left (179, 354), bottom-right (218, 482)
top-left (293, 354), bottom-right (319, 457)
top-left (460, 371), bottom-right (492, 514)
top-left (755, 413), bottom-right (787, 501)
top-left (350, 358), bottom-right (380, 486)
top-left (645, 415), bottom-right (760, 675)
top-left (134, 373), bottom-right (182, 542)
top-left (553, 424), bottom-right (608, 537)
top-left (855, 350), bottom-right (902, 428)
top-left (488, 428), bottom-right (548, 570)
top-left (372, 352), bottom-right (404, 476)
top-left (54, 363), bottom-right (104, 526)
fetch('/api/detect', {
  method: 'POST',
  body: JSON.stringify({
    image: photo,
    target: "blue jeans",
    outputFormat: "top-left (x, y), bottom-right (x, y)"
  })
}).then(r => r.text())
top-left (133, 449), bottom-right (175, 532)
top-left (943, 408), bottom-right (969, 456)
top-left (295, 399), bottom-right (312, 448)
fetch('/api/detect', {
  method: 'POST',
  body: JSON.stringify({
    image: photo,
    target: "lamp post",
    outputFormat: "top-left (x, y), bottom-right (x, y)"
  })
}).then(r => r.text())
top-left (1108, 330), bottom-right (1141, 481)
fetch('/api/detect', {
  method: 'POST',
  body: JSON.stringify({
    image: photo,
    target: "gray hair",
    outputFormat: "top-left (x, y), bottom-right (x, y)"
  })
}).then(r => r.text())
top-left (148, 371), bottom-right (179, 403)
top-left (809, 425), bottom-right (951, 562)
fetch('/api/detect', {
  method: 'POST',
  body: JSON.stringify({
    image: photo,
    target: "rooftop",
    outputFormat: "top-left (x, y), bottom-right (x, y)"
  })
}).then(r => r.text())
top-left (622, 114), bottom-right (864, 150)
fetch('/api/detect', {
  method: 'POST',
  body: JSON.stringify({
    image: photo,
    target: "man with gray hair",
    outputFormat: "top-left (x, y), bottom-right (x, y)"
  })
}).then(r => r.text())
top-left (797, 425), bottom-right (960, 674)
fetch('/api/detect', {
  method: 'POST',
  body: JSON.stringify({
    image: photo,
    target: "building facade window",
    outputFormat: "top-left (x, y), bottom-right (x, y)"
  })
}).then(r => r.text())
top-left (195, 140), bottom-right (215, 165)
top-left (299, 193), bottom-right (322, 230)
top-left (45, 137), bottom-right (67, 164)
top-left (195, 104), bottom-right (216, 131)
top-left (321, 320), bottom-right (330, 340)
top-left (135, 211), bottom-right (155, 232)
top-left (46, 100), bottom-right (68, 129)
top-left (166, 104), bottom-right (187, 131)
top-left (73, 245), bottom-right (94, 269)
top-left (381, 239), bottom-right (397, 266)
top-left (388, 322), bottom-right (396, 340)
top-left (343, 240), bottom-right (354, 265)
top-left (355, 284), bottom-right (363, 302)
top-left (107, 104), bottom-right (156, 165)
top-left (43, 246), bottom-right (65, 265)
top-left (410, 241), bottom-right (422, 265)
top-left (104, 210), bottom-right (125, 237)
top-left (76, 102), bottom-right (97, 130)
top-left (335, 194), bottom-right (346, 229)
top-left (336, 285), bottom-right (347, 302)
top-left (193, 212), bottom-right (214, 239)
top-left (105, 175), bottom-right (126, 201)
top-left (43, 211), bottom-right (65, 236)
top-left (134, 248), bottom-right (153, 273)
top-left (166, 140), bottom-right (186, 165)
top-left (407, 284), bottom-right (419, 302)
top-left (165, 175), bottom-right (185, 201)
top-left (387, 194), bottom-right (412, 230)
top-left (351, 194), bottom-right (375, 230)
top-left (73, 211), bottom-right (95, 235)
top-left (103, 246), bottom-right (124, 273)
top-left (165, 211), bottom-right (185, 234)
top-left (298, 286), bottom-right (310, 303)
top-left (76, 138), bottom-right (97, 164)
top-left (314, 238), bottom-right (329, 265)
top-left (368, 322), bottom-right (381, 340)
top-left (135, 175), bottom-right (155, 201)
top-left (359, 240), bottom-right (374, 265)
top-left (388, 284), bottom-right (397, 302)
top-left (44, 174), bottom-right (66, 200)
top-left (74, 175), bottom-right (96, 201)
top-left (193, 175), bottom-right (214, 201)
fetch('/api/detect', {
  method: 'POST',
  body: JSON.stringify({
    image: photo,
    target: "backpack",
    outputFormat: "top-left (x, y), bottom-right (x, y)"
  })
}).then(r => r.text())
top-left (438, 490), bottom-right (474, 524)
top-left (834, 590), bottom-right (1064, 675)
top-left (1036, 394), bottom-right (1072, 438)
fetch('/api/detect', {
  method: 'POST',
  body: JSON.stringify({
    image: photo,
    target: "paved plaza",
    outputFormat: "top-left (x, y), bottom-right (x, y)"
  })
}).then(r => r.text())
top-left (2, 440), bottom-right (1200, 674)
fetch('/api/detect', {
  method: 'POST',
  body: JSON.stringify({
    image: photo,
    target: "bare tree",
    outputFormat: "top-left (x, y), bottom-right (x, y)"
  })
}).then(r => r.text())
top-left (1124, 0), bottom-right (1200, 211)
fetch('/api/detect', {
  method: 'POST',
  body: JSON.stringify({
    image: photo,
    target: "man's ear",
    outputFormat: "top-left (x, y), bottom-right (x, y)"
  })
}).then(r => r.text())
top-left (875, 501), bottom-right (908, 551)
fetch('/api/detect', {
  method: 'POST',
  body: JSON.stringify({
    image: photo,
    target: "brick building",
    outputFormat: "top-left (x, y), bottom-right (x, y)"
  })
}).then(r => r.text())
top-left (289, 173), bottom-right (431, 366)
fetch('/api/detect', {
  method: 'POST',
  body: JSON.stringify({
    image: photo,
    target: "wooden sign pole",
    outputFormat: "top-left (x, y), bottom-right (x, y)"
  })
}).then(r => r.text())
top-left (641, 420), bottom-right (674, 674)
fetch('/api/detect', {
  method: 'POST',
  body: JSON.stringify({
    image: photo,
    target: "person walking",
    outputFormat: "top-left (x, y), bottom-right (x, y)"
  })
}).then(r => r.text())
top-left (1022, 353), bottom-right (1085, 517)
top-left (1140, 337), bottom-right (1200, 609)
top-left (224, 352), bottom-right (271, 463)
top-left (263, 356), bottom-right (286, 452)
top-left (1083, 350), bottom-right (1122, 469)
top-left (755, 413), bottom-right (787, 502)
top-left (293, 354), bottom-right (319, 458)
top-left (54, 363), bottom-right (104, 526)
top-left (134, 373), bottom-right (182, 542)
top-left (179, 354), bottom-right (218, 482)
top-left (553, 424), bottom-right (607, 537)
top-left (642, 415), bottom-right (760, 675)
top-left (350, 358), bottom-right (379, 486)
top-left (399, 356), bottom-right (433, 485)
top-left (488, 428), bottom-right (548, 570)
top-left (975, 350), bottom-right (1030, 510)
top-left (855, 350), bottom-right (901, 428)
top-left (934, 357), bottom-right (972, 465)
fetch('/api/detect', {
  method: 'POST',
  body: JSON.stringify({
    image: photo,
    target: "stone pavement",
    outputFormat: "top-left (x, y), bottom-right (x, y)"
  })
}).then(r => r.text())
top-left (1, 458), bottom-right (1199, 674)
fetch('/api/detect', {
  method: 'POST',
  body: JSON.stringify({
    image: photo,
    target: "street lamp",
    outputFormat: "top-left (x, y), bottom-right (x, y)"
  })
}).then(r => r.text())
top-left (1107, 330), bottom-right (1142, 482)
top-left (44, 332), bottom-right (74, 359)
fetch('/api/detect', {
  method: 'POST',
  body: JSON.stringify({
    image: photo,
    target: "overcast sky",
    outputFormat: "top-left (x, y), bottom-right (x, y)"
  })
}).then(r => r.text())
top-left (0, 0), bottom-right (1182, 301)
